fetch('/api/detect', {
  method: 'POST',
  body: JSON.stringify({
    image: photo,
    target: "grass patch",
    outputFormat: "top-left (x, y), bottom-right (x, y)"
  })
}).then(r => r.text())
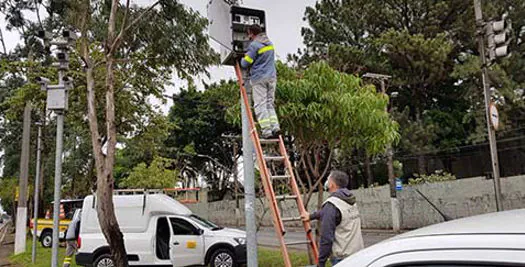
top-left (10, 240), bottom-right (313, 267)
top-left (258, 248), bottom-right (313, 266)
top-left (10, 239), bottom-right (78, 267)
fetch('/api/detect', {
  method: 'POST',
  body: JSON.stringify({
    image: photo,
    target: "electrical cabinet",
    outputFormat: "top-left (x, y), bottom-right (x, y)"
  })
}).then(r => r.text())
top-left (208, 1), bottom-right (266, 65)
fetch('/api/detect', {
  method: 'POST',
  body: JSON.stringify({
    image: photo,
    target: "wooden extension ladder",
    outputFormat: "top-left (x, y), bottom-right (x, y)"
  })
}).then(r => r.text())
top-left (234, 63), bottom-right (319, 266)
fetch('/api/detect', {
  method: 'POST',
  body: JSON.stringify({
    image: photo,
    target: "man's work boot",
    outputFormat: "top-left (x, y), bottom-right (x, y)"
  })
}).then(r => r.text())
top-left (262, 128), bottom-right (273, 139)
top-left (271, 128), bottom-right (282, 139)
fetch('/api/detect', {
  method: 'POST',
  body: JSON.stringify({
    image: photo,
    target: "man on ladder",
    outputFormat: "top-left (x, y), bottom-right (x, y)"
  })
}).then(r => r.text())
top-left (240, 24), bottom-right (281, 139)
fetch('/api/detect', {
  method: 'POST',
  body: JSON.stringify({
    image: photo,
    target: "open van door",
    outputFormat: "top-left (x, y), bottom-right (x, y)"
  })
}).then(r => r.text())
top-left (169, 217), bottom-right (205, 267)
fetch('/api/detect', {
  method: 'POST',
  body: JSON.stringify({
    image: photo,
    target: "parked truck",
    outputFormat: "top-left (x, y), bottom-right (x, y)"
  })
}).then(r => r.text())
top-left (29, 199), bottom-right (83, 248)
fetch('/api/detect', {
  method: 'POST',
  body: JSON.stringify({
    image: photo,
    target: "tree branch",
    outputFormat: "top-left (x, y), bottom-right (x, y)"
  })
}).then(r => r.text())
top-left (80, 0), bottom-right (104, 175)
top-left (109, 0), bottom-right (161, 56)
top-left (120, 0), bottom-right (131, 37)
top-left (0, 27), bottom-right (7, 55)
top-left (319, 147), bottom-right (333, 182)
top-left (306, 149), bottom-right (317, 178)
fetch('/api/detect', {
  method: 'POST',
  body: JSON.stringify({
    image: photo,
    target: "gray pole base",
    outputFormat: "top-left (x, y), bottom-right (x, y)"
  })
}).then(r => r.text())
top-left (391, 197), bottom-right (401, 232)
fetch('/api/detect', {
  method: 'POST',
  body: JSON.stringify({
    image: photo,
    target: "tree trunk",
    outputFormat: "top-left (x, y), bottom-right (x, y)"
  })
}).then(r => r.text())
top-left (418, 154), bottom-right (426, 175)
top-left (83, 40), bottom-right (129, 267)
top-left (387, 147), bottom-right (396, 198)
top-left (315, 182), bottom-right (324, 245)
top-left (96, 173), bottom-right (128, 267)
top-left (364, 152), bottom-right (373, 187)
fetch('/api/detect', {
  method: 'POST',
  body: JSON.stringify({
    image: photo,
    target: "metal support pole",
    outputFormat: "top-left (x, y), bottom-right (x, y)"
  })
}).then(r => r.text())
top-left (364, 73), bottom-right (401, 231)
top-left (241, 79), bottom-right (257, 267)
top-left (381, 79), bottom-right (401, 232)
top-left (233, 142), bottom-right (240, 228)
top-left (51, 111), bottom-right (64, 267)
top-left (14, 102), bottom-right (31, 254)
top-left (474, 0), bottom-right (503, 211)
top-left (32, 122), bottom-right (43, 263)
top-left (51, 64), bottom-right (66, 267)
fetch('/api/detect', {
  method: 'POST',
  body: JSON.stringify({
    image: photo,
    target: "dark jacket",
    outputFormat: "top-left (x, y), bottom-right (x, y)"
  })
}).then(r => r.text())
top-left (310, 188), bottom-right (356, 267)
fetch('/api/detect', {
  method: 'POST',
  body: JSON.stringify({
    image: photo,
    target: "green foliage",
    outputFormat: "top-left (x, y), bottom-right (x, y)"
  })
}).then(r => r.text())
top-left (0, 0), bottom-right (218, 202)
top-left (393, 160), bottom-right (404, 178)
top-left (0, 177), bottom-right (17, 215)
top-left (164, 82), bottom-right (240, 191)
top-left (115, 114), bottom-right (173, 182)
top-left (409, 170), bottom-right (456, 185)
top-left (299, 0), bottom-right (525, 173)
top-left (119, 157), bottom-right (177, 189)
top-left (276, 61), bottom-right (398, 154)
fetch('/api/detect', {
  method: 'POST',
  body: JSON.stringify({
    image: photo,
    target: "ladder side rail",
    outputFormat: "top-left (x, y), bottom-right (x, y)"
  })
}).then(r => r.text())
top-left (278, 136), bottom-right (319, 264)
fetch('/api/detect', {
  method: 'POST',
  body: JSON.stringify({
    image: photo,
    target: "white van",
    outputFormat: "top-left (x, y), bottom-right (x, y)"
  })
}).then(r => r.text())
top-left (75, 194), bottom-right (246, 267)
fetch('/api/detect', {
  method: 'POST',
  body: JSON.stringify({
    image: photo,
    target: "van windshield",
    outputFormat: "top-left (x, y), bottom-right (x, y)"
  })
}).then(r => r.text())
top-left (189, 215), bottom-right (223, 231)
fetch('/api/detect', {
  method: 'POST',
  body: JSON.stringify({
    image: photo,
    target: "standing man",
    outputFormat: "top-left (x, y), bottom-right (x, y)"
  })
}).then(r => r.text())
top-left (302, 170), bottom-right (364, 266)
top-left (63, 209), bottom-right (81, 267)
top-left (240, 24), bottom-right (281, 139)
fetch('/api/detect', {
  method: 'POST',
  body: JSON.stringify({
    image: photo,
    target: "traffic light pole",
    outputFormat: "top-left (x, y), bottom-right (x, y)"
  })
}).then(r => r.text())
top-left (474, 0), bottom-right (503, 212)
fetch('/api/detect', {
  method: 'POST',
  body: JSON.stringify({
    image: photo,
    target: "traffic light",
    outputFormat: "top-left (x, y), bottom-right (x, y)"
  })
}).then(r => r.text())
top-left (486, 16), bottom-right (512, 62)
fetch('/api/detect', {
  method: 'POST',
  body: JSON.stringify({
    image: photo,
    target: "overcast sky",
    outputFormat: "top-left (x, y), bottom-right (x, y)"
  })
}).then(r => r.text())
top-left (1, 0), bottom-right (317, 112)
top-left (0, 0), bottom-right (317, 184)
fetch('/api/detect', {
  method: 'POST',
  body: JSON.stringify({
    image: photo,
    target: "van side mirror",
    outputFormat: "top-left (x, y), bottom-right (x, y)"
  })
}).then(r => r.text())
top-left (195, 229), bottom-right (204, 235)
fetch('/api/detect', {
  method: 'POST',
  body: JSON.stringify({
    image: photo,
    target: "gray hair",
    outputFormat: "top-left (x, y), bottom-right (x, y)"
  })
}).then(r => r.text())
top-left (329, 170), bottom-right (349, 188)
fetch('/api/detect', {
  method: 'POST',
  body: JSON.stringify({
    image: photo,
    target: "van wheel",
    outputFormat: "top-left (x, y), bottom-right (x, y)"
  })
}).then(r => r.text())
top-left (40, 231), bottom-right (53, 248)
top-left (94, 253), bottom-right (114, 267)
top-left (210, 248), bottom-right (236, 267)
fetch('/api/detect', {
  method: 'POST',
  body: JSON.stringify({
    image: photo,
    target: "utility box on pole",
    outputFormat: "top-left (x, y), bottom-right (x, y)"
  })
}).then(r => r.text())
top-left (208, 0), bottom-right (266, 65)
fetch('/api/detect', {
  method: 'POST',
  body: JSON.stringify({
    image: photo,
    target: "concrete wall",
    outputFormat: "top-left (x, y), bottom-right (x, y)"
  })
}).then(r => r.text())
top-left (186, 175), bottom-right (525, 229)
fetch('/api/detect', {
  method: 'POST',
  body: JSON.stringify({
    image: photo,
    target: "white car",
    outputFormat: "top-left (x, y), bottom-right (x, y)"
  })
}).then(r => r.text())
top-left (76, 194), bottom-right (246, 267)
top-left (340, 209), bottom-right (525, 266)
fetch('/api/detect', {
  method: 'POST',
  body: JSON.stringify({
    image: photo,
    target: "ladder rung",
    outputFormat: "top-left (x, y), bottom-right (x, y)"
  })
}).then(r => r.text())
top-left (282, 216), bottom-right (302, 222)
top-left (285, 240), bottom-right (311, 246)
top-left (271, 175), bottom-right (290, 180)
top-left (260, 138), bottom-right (280, 144)
top-left (275, 195), bottom-right (297, 201)
top-left (264, 156), bottom-right (285, 161)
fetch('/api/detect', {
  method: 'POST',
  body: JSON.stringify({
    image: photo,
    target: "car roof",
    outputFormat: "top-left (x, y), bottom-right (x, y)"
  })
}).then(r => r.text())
top-left (395, 208), bottom-right (525, 239)
top-left (341, 209), bottom-right (525, 266)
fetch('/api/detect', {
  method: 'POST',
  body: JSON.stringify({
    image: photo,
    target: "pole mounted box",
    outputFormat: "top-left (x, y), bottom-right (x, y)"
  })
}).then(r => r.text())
top-left (208, 1), bottom-right (266, 66)
top-left (46, 88), bottom-right (68, 111)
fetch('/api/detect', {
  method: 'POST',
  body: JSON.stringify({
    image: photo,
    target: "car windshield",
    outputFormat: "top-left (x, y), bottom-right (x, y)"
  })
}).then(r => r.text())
top-left (189, 215), bottom-right (223, 230)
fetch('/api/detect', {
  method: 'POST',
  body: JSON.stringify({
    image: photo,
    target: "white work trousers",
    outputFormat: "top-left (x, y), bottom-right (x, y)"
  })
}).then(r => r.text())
top-left (251, 77), bottom-right (280, 137)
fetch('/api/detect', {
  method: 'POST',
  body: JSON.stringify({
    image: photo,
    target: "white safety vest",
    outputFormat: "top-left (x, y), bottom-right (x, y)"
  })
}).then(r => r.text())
top-left (324, 196), bottom-right (364, 258)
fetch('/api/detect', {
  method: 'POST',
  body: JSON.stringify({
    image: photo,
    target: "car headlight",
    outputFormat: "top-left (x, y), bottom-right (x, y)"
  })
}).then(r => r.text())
top-left (234, 237), bottom-right (246, 245)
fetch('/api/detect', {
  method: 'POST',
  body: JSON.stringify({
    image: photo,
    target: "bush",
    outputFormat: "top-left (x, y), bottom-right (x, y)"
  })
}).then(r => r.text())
top-left (409, 170), bottom-right (456, 185)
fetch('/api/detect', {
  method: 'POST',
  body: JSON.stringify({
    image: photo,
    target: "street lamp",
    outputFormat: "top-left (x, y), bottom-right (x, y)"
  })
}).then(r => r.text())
top-left (363, 72), bottom-right (401, 232)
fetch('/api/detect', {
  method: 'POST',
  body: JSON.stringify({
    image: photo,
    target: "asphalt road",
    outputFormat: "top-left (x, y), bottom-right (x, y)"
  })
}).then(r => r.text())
top-left (256, 227), bottom-right (398, 250)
